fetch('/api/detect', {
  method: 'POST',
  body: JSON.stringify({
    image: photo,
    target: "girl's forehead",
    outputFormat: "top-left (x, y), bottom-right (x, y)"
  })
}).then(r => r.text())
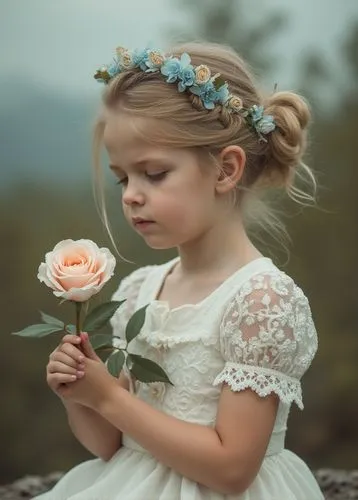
top-left (103, 114), bottom-right (180, 167)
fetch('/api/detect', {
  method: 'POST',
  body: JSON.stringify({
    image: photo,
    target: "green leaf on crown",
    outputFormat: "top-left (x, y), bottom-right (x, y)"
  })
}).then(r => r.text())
top-left (12, 324), bottom-right (64, 337)
top-left (83, 300), bottom-right (126, 332)
top-left (213, 76), bottom-right (226, 91)
top-left (128, 354), bottom-right (173, 385)
top-left (125, 304), bottom-right (149, 344)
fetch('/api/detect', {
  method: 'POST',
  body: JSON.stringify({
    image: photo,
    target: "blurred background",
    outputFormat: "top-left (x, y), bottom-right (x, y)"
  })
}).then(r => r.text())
top-left (1, 0), bottom-right (357, 483)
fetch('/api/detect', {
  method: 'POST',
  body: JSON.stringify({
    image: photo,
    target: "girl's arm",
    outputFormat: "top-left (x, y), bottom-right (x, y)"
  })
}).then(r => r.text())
top-left (97, 383), bottom-right (279, 495)
top-left (61, 371), bottom-right (129, 461)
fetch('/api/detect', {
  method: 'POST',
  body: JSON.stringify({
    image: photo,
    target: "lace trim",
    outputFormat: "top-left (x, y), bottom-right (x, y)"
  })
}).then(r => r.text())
top-left (137, 327), bottom-right (218, 349)
top-left (213, 362), bottom-right (303, 409)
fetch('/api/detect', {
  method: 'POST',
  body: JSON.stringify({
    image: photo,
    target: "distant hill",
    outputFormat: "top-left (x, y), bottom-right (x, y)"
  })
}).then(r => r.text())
top-left (0, 78), bottom-right (102, 187)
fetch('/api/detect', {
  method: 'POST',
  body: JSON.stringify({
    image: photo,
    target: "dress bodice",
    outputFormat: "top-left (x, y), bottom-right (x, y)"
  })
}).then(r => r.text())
top-left (110, 256), bottom-right (318, 458)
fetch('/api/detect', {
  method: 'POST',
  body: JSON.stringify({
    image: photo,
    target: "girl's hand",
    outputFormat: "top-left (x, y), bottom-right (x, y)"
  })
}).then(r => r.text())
top-left (46, 334), bottom-right (86, 396)
top-left (58, 332), bottom-right (118, 410)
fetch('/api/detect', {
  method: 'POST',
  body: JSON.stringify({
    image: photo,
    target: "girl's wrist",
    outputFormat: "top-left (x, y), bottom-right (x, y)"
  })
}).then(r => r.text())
top-left (97, 381), bottom-right (126, 418)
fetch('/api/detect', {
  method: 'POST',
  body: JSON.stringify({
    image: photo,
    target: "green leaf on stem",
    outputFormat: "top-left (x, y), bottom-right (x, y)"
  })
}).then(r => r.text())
top-left (128, 353), bottom-right (173, 385)
top-left (12, 323), bottom-right (64, 337)
top-left (90, 333), bottom-right (114, 350)
top-left (40, 311), bottom-right (64, 327)
top-left (107, 349), bottom-right (125, 377)
top-left (125, 304), bottom-right (149, 343)
top-left (66, 324), bottom-right (76, 334)
top-left (83, 300), bottom-right (126, 332)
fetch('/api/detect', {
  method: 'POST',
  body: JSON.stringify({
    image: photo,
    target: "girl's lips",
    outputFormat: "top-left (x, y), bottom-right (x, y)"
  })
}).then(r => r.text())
top-left (134, 220), bottom-right (156, 231)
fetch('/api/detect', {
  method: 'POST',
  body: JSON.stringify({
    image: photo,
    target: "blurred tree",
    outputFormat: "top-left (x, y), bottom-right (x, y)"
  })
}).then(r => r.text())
top-left (170, 0), bottom-right (287, 76)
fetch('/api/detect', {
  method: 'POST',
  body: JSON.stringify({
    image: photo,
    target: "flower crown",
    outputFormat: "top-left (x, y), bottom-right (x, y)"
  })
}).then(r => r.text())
top-left (94, 47), bottom-right (276, 142)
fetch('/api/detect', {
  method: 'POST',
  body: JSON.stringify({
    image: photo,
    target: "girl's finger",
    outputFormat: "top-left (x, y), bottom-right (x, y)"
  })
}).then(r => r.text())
top-left (51, 351), bottom-right (80, 369)
top-left (49, 373), bottom-right (77, 384)
top-left (60, 343), bottom-right (84, 363)
top-left (61, 334), bottom-right (82, 345)
top-left (47, 361), bottom-right (78, 376)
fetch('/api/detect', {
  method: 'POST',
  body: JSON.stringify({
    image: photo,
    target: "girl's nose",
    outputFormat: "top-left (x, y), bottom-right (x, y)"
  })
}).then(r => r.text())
top-left (122, 182), bottom-right (145, 206)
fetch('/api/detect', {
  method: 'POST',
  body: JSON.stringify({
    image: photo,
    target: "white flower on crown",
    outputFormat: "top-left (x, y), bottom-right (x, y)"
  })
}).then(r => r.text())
top-left (116, 46), bottom-right (134, 69)
top-left (194, 65), bottom-right (211, 84)
top-left (147, 50), bottom-right (166, 69)
top-left (226, 95), bottom-right (244, 113)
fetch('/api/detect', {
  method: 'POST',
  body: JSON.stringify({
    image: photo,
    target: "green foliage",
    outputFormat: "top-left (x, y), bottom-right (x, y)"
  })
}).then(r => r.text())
top-left (128, 354), bottom-right (173, 385)
top-left (12, 323), bottom-right (64, 337)
top-left (40, 311), bottom-right (64, 327)
top-left (107, 350), bottom-right (125, 377)
top-left (82, 300), bottom-right (125, 332)
top-left (125, 304), bottom-right (149, 343)
top-left (89, 333), bottom-right (113, 350)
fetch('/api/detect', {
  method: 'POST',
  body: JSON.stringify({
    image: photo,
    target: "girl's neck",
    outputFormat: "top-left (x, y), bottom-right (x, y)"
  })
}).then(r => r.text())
top-left (174, 217), bottom-right (263, 280)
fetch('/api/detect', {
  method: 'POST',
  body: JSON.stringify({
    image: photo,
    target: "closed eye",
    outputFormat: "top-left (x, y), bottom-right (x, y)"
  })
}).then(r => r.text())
top-left (116, 171), bottom-right (168, 186)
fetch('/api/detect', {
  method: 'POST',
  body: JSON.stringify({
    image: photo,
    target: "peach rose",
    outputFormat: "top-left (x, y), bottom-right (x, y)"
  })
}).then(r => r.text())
top-left (37, 239), bottom-right (116, 302)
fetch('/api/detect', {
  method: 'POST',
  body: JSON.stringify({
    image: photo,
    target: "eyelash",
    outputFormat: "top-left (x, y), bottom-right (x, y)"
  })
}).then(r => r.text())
top-left (116, 171), bottom-right (168, 186)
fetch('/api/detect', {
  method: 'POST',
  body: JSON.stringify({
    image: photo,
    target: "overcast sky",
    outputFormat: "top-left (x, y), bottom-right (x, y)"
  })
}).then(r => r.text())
top-left (1, 0), bottom-right (357, 100)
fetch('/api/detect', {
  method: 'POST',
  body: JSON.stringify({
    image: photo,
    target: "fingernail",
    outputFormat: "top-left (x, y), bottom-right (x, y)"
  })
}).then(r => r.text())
top-left (78, 355), bottom-right (84, 362)
top-left (78, 363), bottom-right (85, 370)
top-left (77, 371), bottom-right (84, 377)
top-left (71, 375), bottom-right (76, 380)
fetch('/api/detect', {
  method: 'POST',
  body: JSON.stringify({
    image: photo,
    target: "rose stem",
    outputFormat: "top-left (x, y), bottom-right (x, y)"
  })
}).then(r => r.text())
top-left (75, 302), bottom-right (82, 336)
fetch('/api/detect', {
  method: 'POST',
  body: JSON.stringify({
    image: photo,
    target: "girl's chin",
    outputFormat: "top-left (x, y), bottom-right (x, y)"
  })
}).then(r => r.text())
top-left (142, 235), bottom-right (179, 250)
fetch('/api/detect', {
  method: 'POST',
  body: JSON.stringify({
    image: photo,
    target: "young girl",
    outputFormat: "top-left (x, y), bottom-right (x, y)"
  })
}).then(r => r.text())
top-left (34, 42), bottom-right (324, 499)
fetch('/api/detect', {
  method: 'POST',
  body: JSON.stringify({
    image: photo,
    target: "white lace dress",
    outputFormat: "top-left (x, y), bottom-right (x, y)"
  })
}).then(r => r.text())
top-left (34, 256), bottom-right (324, 500)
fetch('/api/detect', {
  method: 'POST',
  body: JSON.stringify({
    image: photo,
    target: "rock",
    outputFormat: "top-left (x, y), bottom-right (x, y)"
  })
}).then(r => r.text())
top-left (0, 470), bottom-right (357, 499)
top-left (313, 469), bottom-right (358, 500)
top-left (0, 472), bottom-right (63, 499)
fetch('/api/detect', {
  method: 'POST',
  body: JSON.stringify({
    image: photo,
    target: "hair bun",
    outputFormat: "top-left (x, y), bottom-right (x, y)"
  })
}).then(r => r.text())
top-left (262, 91), bottom-right (311, 187)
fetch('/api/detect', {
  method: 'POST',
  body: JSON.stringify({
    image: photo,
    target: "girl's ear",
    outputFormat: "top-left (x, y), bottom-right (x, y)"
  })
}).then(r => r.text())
top-left (214, 145), bottom-right (246, 194)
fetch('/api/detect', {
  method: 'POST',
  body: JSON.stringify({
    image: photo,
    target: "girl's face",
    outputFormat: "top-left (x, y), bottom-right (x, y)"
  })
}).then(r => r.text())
top-left (103, 112), bottom-right (220, 250)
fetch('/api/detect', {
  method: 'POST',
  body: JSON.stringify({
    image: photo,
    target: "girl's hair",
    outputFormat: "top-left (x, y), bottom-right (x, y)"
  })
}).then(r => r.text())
top-left (92, 41), bottom-right (317, 262)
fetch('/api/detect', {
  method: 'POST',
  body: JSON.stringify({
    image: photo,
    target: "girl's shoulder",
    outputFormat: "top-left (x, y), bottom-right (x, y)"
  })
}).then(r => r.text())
top-left (110, 259), bottom-right (174, 318)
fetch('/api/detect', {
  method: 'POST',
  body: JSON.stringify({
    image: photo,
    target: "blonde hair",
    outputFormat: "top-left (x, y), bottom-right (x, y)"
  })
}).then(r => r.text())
top-left (91, 41), bottom-right (318, 262)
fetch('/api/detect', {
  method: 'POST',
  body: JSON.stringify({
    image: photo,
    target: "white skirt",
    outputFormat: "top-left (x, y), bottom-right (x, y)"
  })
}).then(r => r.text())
top-left (33, 436), bottom-right (324, 500)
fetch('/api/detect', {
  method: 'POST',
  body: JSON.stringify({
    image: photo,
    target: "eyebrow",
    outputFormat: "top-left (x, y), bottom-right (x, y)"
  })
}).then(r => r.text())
top-left (109, 159), bottom-right (171, 171)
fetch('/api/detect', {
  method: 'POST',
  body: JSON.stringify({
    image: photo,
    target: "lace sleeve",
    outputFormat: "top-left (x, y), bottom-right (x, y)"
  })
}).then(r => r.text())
top-left (213, 271), bottom-right (318, 409)
top-left (109, 265), bottom-right (154, 348)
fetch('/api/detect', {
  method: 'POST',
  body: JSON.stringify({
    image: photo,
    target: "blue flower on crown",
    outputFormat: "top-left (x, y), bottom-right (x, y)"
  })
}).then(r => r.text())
top-left (107, 60), bottom-right (121, 78)
top-left (248, 105), bottom-right (276, 138)
top-left (178, 66), bottom-right (195, 92)
top-left (161, 57), bottom-right (182, 82)
top-left (133, 48), bottom-right (149, 71)
top-left (161, 53), bottom-right (195, 92)
top-left (256, 115), bottom-right (276, 135)
top-left (249, 105), bottom-right (265, 123)
top-left (190, 79), bottom-right (229, 110)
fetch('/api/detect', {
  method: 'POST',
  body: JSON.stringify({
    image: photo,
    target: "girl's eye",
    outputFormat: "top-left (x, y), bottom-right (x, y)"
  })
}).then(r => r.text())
top-left (115, 171), bottom-right (168, 186)
top-left (146, 171), bottom-right (168, 182)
